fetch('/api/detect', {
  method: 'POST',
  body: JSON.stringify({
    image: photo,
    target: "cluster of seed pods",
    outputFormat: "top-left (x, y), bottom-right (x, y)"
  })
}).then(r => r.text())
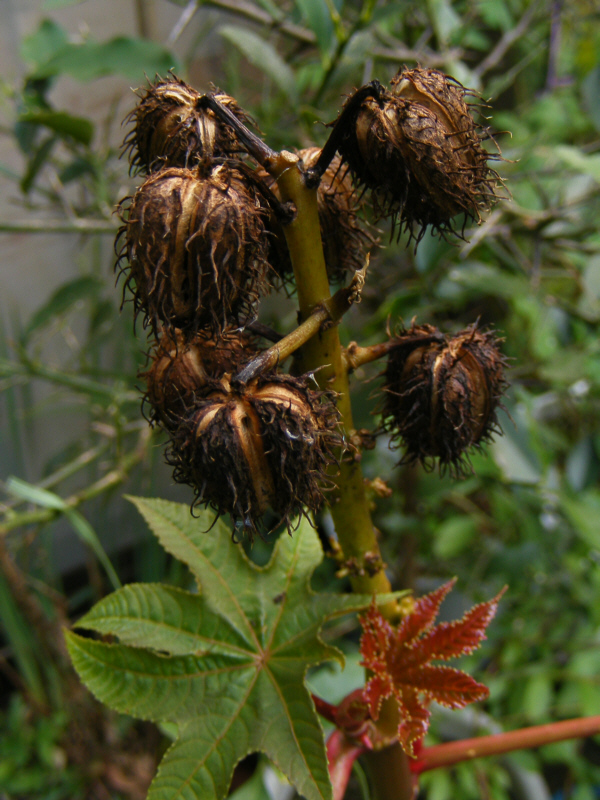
top-left (116, 69), bottom-right (506, 537)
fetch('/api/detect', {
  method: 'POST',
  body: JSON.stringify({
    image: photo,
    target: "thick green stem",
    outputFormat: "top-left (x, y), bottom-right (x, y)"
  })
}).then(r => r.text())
top-left (272, 151), bottom-right (391, 597)
top-left (363, 743), bottom-right (415, 800)
top-left (271, 150), bottom-right (409, 800)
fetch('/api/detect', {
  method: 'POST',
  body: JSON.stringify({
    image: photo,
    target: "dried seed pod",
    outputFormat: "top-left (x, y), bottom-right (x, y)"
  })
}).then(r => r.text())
top-left (123, 74), bottom-right (252, 173)
top-left (116, 160), bottom-right (273, 336)
top-left (380, 323), bottom-right (506, 473)
top-left (328, 91), bottom-right (411, 222)
top-left (166, 373), bottom-right (341, 539)
top-left (142, 328), bottom-right (259, 430)
top-left (331, 68), bottom-right (501, 238)
top-left (258, 148), bottom-right (375, 282)
top-left (391, 67), bottom-right (499, 226)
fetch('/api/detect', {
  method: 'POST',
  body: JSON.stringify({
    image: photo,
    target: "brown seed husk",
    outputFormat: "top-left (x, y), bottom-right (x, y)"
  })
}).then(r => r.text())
top-left (380, 322), bottom-right (507, 473)
top-left (332, 68), bottom-right (501, 239)
top-left (392, 67), bottom-right (499, 227)
top-left (258, 148), bottom-right (375, 283)
top-left (166, 373), bottom-right (341, 539)
top-left (122, 74), bottom-right (252, 174)
top-left (142, 328), bottom-right (259, 430)
top-left (116, 160), bottom-right (274, 337)
top-left (333, 93), bottom-right (412, 221)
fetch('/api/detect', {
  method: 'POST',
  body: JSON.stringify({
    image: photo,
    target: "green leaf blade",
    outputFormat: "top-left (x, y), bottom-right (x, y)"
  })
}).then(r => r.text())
top-left (68, 498), bottom-right (392, 800)
top-left (66, 632), bottom-right (254, 725)
top-left (294, 0), bottom-right (334, 54)
top-left (148, 716), bottom-right (252, 800)
top-left (127, 496), bottom-right (262, 649)
top-left (77, 583), bottom-right (252, 657)
top-left (18, 110), bottom-right (94, 146)
top-left (31, 36), bottom-right (180, 83)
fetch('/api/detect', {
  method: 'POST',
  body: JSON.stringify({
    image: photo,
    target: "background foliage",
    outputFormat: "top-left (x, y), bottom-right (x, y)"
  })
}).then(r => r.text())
top-left (1, 0), bottom-right (600, 798)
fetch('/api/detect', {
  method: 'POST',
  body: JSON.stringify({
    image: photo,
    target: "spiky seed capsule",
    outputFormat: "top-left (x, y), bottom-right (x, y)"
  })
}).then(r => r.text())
top-left (142, 328), bottom-right (258, 430)
top-left (333, 68), bottom-right (501, 237)
top-left (258, 148), bottom-right (375, 283)
top-left (123, 74), bottom-right (252, 173)
top-left (340, 93), bottom-right (411, 218)
top-left (166, 374), bottom-right (341, 539)
top-left (116, 160), bottom-right (273, 337)
top-left (390, 67), bottom-right (499, 225)
top-left (381, 323), bottom-right (506, 473)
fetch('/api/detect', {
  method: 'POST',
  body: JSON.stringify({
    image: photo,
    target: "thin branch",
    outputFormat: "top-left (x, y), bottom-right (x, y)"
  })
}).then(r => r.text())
top-left (135, 0), bottom-right (157, 40)
top-left (414, 715), bottom-right (600, 773)
top-left (200, 0), bottom-right (315, 45)
top-left (166, 0), bottom-right (200, 47)
top-left (0, 358), bottom-right (139, 403)
top-left (0, 428), bottom-right (153, 537)
top-left (200, 94), bottom-right (278, 167)
top-left (474, 0), bottom-right (541, 79)
top-left (234, 269), bottom-right (368, 385)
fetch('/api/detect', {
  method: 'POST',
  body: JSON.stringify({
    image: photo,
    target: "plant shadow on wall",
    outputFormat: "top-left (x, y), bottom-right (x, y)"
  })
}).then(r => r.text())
top-left (2, 2), bottom-right (600, 799)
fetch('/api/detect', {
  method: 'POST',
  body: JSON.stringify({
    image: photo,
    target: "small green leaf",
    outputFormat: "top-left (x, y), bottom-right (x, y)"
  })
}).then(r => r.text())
top-left (491, 430), bottom-right (541, 485)
top-left (68, 497), bottom-right (403, 800)
top-left (561, 491), bottom-right (600, 550)
top-left (433, 517), bottom-right (479, 560)
top-left (582, 65), bottom-right (600, 131)
top-left (24, 276), bottom-right (103, 340)
top-left (522, 672), bottom-right (552, 720)
top-left (59, 156), bottom-right (95, 184)
top-left (426, 0), bottom-right (461, 45)
top-left (448, 261), bottom-right (530, 300)
top-left (18, 110), bottom-right (94, 146)
top-left (294, 0), bottom-right (334, 54)
top-left (31, 37), bottom-right (180, 83)
top-left (6, 478), bottom-right (121, 590)
top-left (20, 19), bottom-right (69, 68)
top-left (475, 0), bottom-right (514, 32)
top-left (219, 25), bottom-right (298, 104)
top-left (20, 135), bottom-right (57, 194)
top-left (552, 145), bottom-right (600, 183)
top-left (253, 0), bottom-right (285, 20)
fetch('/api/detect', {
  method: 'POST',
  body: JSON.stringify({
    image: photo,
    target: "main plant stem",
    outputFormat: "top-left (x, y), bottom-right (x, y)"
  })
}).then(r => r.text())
top-left (272, 151), bottom-right (412, 800)
top-left (272, 151), bottom-right (390, 597)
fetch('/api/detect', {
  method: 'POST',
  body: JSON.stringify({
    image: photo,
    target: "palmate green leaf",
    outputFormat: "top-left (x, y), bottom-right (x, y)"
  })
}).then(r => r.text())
top-left (67, 497), bottom-right (400, 800)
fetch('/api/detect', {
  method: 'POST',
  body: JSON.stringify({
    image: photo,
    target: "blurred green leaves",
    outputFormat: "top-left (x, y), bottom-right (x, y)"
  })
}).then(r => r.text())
top-left (21, 18), bottom-right (179, 82)
top-left (219, 25), bottom-right (299, 104)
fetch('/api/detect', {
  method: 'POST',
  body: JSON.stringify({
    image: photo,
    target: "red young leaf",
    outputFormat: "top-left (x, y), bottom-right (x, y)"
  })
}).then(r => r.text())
top-left (359, 581), bottom-right (504, 756)
top-left (396, 578), bottom-right (457, 645)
